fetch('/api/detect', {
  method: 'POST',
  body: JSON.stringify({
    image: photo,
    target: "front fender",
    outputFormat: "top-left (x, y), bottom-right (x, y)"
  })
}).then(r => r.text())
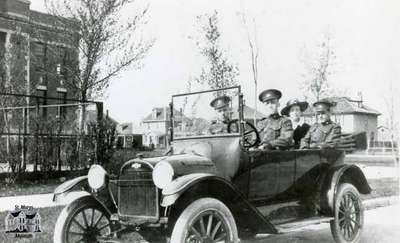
top-left (53, 176), bottom-right (89, 202)
top-left (321, 164), bottom-right (372, 215)
top-left (53, 175), bottom-right (118, 215)
top-left (162, 173), bottom-right (278, 235)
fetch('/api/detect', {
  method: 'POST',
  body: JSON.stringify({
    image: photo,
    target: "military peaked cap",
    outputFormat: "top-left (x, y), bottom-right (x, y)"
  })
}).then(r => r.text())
top-left (313, 99), bottom-right (336, 112)
top-left (258, 89), bottom-right (282, 102)
top-left (210, 95), bottom-right (231, 110)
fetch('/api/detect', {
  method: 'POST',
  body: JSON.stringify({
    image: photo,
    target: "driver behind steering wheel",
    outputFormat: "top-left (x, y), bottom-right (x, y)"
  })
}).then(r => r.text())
top-left (208, 95), bottom-right (233, 134)
top-left (256, 89), bottom-right (294, 150)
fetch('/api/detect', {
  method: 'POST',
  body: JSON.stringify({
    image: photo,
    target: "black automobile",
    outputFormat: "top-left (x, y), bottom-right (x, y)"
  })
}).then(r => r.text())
top-left (53, 86), bottom-right (371, 243)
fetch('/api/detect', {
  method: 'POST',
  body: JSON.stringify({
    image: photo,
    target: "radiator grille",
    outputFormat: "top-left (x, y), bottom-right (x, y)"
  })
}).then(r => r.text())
top-left (118, 162), bottom-right (158, 218)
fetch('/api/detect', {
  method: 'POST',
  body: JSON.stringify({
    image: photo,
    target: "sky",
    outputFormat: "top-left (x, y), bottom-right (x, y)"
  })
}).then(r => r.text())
top-left (30, 0), bottom-right (400, 125)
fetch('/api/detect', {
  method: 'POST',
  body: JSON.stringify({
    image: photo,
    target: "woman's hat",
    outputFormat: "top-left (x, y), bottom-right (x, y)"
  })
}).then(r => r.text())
top-left (281, 98), bottom-right (309, 116)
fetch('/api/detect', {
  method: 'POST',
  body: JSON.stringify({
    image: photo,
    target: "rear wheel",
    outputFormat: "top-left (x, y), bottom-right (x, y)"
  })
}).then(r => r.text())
top-left (330, 183), bottom-right (364, 243)
top-left (170, 197), bottom-right (239, 243)
top-left (54, 196), bottom-right (114, 243)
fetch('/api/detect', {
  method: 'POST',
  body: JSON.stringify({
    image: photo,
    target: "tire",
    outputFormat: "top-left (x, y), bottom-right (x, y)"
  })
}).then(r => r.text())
top-left (170, 197), bottom-right (239, 243)
top-left (330, 183), bottom-right (364, 243)
top-left (54, 196), bottom-right (113, 243)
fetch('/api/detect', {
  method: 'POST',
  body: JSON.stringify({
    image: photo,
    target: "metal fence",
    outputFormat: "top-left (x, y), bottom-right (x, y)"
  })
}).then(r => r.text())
top-left (0, 92), bottom-right (104, 174)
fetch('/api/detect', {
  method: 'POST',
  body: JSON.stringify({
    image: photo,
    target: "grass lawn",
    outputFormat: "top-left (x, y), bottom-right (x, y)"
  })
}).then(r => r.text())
top-left (362, 178), bottom-right (399, 200)
top-left (0, 179), bottom-right (61, 197)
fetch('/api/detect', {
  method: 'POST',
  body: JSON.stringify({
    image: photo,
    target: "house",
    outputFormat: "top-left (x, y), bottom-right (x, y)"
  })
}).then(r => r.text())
top-left (116, 122), bottom-right (145, 149)
top-left (141, 107), bottom-right (191, 148)
top-left (141, 107), bottom-right (172, 148)
top-left (302, 97), bottom-right (381, 140)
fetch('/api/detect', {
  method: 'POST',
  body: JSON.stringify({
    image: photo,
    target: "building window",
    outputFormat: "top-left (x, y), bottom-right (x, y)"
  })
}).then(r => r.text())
top-left (32, 42), bottom-right (46, 71)
top-left (0, 31), bottom-right (7, 53)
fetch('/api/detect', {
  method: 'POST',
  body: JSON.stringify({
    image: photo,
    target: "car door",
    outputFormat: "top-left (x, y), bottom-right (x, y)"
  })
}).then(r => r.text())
top-left (248, 151), bottom-right (279, 200)
top-left (276, 151), bottom-right (296, 195)
top-left (293, 149), bottom-right (322, 197)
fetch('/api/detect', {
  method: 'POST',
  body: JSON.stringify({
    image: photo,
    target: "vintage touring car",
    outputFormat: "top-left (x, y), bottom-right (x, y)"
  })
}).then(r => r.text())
top-left (53, 86), bottom-right (371, 243)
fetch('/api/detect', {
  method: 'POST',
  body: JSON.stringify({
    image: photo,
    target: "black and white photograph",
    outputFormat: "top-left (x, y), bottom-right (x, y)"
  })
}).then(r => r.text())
top-left (0, 0), bottom-right (399, 242)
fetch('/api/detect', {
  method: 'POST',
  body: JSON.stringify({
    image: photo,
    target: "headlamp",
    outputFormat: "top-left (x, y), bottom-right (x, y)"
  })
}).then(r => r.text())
top-left (152, 161), bottom-right (174, 189)
top-left (87, 164), bottom-right (107, 190)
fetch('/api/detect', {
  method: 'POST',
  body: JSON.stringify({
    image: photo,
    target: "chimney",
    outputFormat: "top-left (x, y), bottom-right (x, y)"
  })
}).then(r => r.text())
top-left (152, 108), bottom-right (157, 119)
top-left (357, 91), bottom-right (363, 108)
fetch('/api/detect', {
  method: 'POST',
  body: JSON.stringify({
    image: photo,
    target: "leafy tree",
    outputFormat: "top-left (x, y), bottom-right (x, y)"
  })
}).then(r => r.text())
top-left (194, 11), bottom-right (239, 91)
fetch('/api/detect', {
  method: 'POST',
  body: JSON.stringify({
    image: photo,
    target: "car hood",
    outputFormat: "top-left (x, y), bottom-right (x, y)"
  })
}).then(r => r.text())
top-left (133, 153), bottom-right (218, 176)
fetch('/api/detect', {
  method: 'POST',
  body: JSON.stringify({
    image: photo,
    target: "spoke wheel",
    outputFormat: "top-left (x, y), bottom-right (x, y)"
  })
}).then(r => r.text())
top-left (54, 196), bottom-right (113, 243)
top-left (171, 198), bottom-right (239, 243)
top-left (330, 183), bottom-right (364, 243)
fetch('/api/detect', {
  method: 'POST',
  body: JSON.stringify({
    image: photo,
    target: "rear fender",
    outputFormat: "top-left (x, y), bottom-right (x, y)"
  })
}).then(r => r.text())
top-left (321, 164), bottom-right (372, 215)
top-left (162, 174), bottom-right (278, 235)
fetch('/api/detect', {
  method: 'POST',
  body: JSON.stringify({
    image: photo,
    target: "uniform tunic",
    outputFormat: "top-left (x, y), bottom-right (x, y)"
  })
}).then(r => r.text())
top-left (257, 113), bottom-right (293, 149)
top-left (300, 120), bottom-right (341, 149)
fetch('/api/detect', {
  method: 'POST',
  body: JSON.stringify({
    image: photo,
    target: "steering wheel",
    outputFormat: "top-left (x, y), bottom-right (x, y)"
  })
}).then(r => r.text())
top-left (227, 119), bottom-right (261, 149)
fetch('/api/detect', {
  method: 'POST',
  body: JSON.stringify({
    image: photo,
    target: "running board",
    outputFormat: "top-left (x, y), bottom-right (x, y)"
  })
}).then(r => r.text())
top-left (275, 216), bottom-right (334, 233)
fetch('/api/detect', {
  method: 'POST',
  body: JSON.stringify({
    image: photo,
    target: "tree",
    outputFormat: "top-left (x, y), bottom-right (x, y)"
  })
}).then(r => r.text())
top-left (384, 82), bottom-right (400, 147)
top-left (300, 33), bottom-right (336, 102)
top-left (239, 11), bottom-right (259, 125)
top-left (0, 27), bottom-right (30, 176)
top-left (193, 11), bottom-right (239, 91)
top-left (45, 0), bottom-right (154, 101)
top-left (44, 0), bottom-right (154, 164)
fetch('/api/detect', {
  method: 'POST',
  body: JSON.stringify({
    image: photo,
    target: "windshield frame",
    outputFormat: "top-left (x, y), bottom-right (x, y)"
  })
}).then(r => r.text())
top-left (170, 86), bottom-right (243, 141)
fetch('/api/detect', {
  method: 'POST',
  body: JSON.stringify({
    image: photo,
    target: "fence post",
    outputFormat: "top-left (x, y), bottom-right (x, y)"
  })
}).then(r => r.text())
top-left (21, 107), bottom-right (27, 171)
top-left (34, 97), bottom-right (39, 172)
top-left (95, 102), bottom-right (103, 165)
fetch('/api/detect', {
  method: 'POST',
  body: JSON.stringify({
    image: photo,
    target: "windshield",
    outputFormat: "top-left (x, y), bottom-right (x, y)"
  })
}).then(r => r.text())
top-left (171, 86), bottom-right (241, 139)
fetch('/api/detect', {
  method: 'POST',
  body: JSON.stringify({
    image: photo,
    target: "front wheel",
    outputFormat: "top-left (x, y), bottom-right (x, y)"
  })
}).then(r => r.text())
top-left (54, 196), bottom-right (113, 243)
top-left (170, 197), bottom-right (239, 243)
top-left (330, 183), bottom-right (364, 243)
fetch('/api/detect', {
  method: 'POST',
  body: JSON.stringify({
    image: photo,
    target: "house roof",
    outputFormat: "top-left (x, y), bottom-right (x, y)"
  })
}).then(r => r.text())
top-left (142, 107), bottom-right (187, 122)
top-left (231, 105), bottom-right (266, 120)
top-left (86, 110), bottom-right (119, 125)
top-left (117, 122), bottom-right (145, 135)
top-left (242, 105), bottom-right (266, 119)
top-left (303, 97), bottom-right (381, 116)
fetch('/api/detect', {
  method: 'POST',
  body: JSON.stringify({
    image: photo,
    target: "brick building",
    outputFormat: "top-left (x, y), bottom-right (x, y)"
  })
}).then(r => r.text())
top-left (0, 0), bottom-right (79, 103)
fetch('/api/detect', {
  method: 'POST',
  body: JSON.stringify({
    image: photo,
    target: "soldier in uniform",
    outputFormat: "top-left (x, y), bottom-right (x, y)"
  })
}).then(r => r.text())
top-left (300, 100), bottom-right (341, 149)
top-left (257, 89), bottom-right (293, 150)
top-left (281, 99), bottom-right (310, 149)
top-left (208, 95), bottom-right (232, 134)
